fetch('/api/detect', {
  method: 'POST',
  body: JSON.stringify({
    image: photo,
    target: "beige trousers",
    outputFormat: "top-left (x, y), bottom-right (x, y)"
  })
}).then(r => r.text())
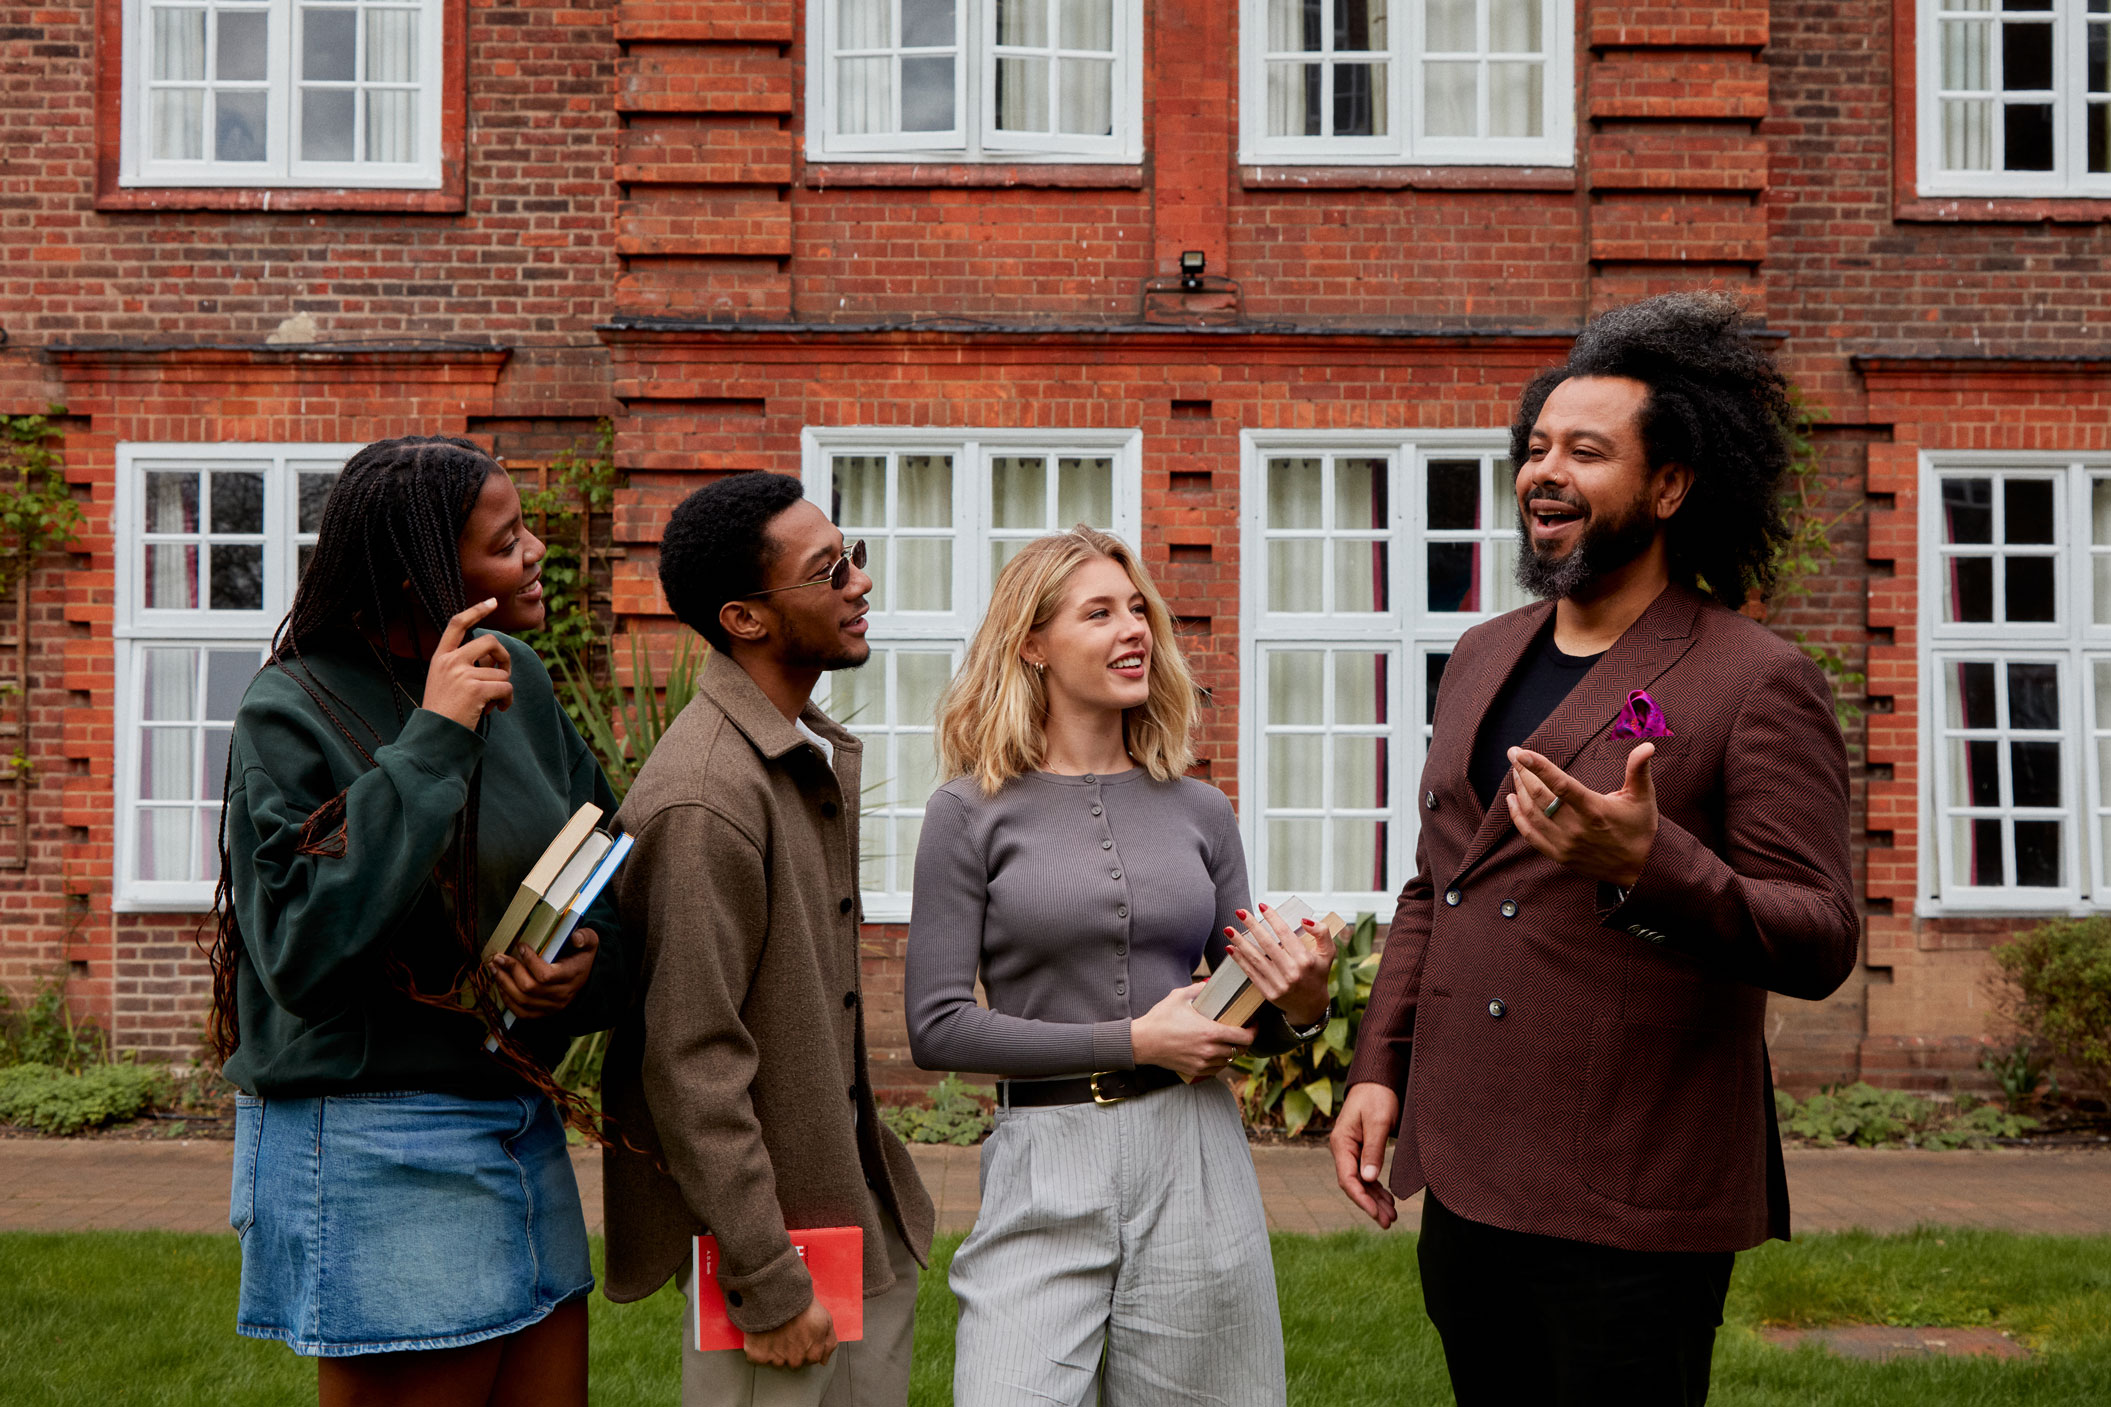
top-left (678, 1209), bottom-right (922, 1407)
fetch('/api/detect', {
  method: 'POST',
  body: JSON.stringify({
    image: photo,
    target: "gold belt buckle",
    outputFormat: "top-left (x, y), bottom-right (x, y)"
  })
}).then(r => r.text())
top-left (1090, 1072), bottom-right (1127, 1106)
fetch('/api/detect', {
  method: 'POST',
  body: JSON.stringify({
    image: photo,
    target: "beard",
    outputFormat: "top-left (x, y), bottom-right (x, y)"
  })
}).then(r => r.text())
top-left (1512, 482), bottom-right (1661, 601)
top-left (781, 609), bottom-right (872, 673)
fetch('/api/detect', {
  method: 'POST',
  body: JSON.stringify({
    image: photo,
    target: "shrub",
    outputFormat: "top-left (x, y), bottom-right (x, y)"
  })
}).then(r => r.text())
top-left (0, 1062), bottom-right (168, 1136)
top-left (880, 1074), bottom-right (994, 1146)
top-left (1773, 1082), bottom-right (2036, 1149)
top-left (0, 977), bottom-right (105, 1073)
top-left (1989, 916), bottom-right (2111, 1099)
top-left (1231, 912), bottom-right (1382, 1137)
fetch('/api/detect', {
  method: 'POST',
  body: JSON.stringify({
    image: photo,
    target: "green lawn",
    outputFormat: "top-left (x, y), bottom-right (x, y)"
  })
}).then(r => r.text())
top-left (1, 1229), bottom-right (2105, 1405)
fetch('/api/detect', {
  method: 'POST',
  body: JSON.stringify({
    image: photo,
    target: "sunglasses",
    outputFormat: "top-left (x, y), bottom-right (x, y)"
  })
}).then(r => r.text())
top-left (746, 539), bottom-right (867, 598)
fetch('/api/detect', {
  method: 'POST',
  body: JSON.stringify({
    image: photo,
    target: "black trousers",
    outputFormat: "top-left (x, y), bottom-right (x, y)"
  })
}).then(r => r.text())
top-left (1417, 1192), bottom-right (1735, 1407)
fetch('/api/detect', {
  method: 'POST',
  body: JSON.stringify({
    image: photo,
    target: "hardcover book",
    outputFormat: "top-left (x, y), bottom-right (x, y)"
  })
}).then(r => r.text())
top-left (1194, 896), bottom-right (1349, 1027)
top-left (691, 1227), bottom-right (865, 1353)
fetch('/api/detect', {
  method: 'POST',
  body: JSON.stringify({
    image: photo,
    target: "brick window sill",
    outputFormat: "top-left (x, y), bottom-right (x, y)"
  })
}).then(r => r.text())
top-left (94, 186), bottom-right (467, 214)
top-left (802, 163), bottom-right (1145, 190)
top-left (1896, 195), bottom-right (2111, 224)
top-left (1240, 165), bottom-right (1577, 192)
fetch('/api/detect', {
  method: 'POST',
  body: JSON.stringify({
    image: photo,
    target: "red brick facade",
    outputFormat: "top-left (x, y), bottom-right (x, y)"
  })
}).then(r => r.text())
top-left (4, 0), bottom-right (2107, 1091)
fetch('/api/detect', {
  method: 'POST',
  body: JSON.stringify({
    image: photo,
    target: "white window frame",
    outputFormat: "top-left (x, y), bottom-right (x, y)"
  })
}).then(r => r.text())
top-left (806, 0), bottom-right (1144, 163)
top-left (1238, 0), bottom-right (1575, 167)
top-left (1918, 452), bottom-right (2111, 914)
top-left (1915, 0), bottom-right (2111, 198)
top-left (1239, 430), bottom-right (1523, 922)
top-left (114, 443), bottom-right (357, 912)
top-left (120, 0), bottom-right (444, 189)
top-left (800, 427), bottom-right (1144, 920)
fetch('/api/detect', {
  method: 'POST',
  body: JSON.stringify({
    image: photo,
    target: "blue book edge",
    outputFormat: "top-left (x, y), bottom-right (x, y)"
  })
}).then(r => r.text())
top-left (486, 831), bottom-right (636, 1047)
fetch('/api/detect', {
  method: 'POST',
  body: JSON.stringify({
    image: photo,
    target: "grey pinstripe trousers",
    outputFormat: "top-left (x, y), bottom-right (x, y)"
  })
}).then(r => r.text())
top-left (950, 1077), bottom-right (1287, 1407)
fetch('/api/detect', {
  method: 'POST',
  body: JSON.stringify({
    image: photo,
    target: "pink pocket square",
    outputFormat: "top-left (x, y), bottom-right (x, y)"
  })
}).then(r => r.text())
top-left (1611, 689), bottom-right (1673, 740)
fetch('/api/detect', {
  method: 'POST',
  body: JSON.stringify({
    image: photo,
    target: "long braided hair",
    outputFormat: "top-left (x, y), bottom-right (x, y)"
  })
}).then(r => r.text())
top-left (203, 436), bottom-right (599, 1133)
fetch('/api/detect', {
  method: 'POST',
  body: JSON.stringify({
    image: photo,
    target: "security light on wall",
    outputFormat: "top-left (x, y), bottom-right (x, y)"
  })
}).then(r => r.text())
top-left (1179, 251), bottom-right (1206, 291)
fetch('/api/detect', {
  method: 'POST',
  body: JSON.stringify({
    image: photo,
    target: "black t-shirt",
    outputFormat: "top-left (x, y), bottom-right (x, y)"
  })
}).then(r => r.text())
top-left (1467, 622), bottom-right (1606, 806)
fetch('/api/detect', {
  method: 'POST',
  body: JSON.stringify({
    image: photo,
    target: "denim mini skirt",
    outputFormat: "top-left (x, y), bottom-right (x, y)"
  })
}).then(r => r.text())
top-left (231, 1089), bottom-right (593, 1357)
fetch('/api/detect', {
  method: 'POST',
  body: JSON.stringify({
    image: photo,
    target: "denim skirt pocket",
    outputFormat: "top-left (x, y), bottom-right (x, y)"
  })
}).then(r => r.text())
top-left (230, 1094), bottom-right (263, 1237)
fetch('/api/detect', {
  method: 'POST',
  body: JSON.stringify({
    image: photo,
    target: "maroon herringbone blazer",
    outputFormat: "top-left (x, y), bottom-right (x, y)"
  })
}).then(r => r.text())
top-left (1345, 583), bottom-right (1857, 1252)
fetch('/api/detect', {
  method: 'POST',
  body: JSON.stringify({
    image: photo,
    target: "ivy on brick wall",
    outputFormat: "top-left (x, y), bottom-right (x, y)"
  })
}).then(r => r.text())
top-left (514, 419), bottom-right (618, 724)
top-left (0, 407), bottom-right (82, 605)
top-left (1771, 396), bottom-right (1865, 732)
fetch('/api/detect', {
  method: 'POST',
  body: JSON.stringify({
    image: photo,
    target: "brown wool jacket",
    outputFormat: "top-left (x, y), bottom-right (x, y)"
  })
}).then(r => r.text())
top-left (600, 659), bottom-right (934, 1332)
top-left (1345, 584), bottom-right (1858, 1253)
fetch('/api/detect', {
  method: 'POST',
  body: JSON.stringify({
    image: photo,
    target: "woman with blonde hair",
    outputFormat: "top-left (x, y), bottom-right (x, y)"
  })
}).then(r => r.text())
top-left (906, 527), bottom-right (1334, 1407)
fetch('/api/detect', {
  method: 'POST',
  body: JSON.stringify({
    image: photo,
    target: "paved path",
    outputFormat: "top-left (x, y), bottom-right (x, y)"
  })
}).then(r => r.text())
top-left (3, 1138), bottom-right (2108, 1238)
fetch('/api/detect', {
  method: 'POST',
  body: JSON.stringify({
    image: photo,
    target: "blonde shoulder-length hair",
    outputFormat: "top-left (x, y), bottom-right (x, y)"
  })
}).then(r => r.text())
top-left (936, 527), bottom-right (1197, 796)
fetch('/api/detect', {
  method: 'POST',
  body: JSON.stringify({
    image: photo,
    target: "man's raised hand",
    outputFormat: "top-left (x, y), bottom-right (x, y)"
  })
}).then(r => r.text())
top-left (1504, 741), bottom-right (1659, 889)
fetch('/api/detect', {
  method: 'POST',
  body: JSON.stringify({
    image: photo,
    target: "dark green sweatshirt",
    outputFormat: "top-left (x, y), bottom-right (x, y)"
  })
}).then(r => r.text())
top-left (222, 630), bottom-right (630, 1097)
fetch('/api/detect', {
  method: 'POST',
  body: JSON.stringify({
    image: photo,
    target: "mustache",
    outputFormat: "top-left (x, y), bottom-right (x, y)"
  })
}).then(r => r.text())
top-left (1521, 484), bottom-right (1588, 512)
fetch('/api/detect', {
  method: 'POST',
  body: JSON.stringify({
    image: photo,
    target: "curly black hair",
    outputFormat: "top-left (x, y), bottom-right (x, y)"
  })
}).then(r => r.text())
top-left (659, 470), bottom-right (809, 650)
top-left (1509, 292), bottom-right (1797, 608)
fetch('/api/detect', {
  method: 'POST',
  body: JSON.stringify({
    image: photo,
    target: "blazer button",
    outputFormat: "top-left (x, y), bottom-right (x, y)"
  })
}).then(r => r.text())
top-left (839, 897), bottom-right (854, 914)
top-left (821, 802), bottom-right (838, 819)
top-left (844, 991), bottom-right (858, 1008)
top-left (1499, 899), bottom-right (1518, 919)
top-left (1444, 888), bottom-right (1462, 907)
top-left (1425, 791), bottom-right (1438, 811)
top-left (1487, 998), bottom-right (1507, 1019)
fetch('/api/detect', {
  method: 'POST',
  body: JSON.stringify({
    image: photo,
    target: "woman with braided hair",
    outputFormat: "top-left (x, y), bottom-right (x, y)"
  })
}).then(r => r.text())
top-left (208, 435), bottom-right (629, 1405)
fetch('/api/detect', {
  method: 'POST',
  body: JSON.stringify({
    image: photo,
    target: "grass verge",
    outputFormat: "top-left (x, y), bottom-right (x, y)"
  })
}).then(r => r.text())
top-left (1, 1228), bottom-right (2104, 1405)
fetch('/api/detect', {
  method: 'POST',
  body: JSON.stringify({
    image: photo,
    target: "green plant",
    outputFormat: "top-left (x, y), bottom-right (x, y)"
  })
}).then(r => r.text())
top-left (0, 1061), bottom-right (168, 1135)
top-left (556, 629), bottom-right (707, 801)
top-left (879, 1074), bottom-right (995, 1146)
top-left (1231, 912), bottom-right (1382, 1137)
top-left (1989, 915), bottom-right (2111, 1099)
top-left (0, 976), bottom-right (106, 1073)
top-left (0, 406), bottom-right (84, 605)
top-left (515, 419), bottom-right (619, 686)
top-left (1773, 1083), bottom-right (2037, 1149)
top-left (1980, 1039), bottom-right (2058, 1114)
top-left (1769, 394), bottom-right (1866, 732)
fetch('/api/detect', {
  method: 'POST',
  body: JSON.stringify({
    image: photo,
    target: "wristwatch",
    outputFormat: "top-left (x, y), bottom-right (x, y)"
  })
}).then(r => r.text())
top-left (1286, 1000), bottom-right (1333, 1044)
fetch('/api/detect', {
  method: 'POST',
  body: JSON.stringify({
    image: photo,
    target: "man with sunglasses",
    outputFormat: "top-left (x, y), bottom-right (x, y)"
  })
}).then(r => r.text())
top-left (602, 471), bottom-right (933, 1407)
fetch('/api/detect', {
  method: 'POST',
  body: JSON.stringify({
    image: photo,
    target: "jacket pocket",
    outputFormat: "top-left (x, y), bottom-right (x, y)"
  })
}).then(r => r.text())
top-left (230, 1094), bottom-right (264, 1237)
top-left (1573, 1016), bottom-right (1750, 1211)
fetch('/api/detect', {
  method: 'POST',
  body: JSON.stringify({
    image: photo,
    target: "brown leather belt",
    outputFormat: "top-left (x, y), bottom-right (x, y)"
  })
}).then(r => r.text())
top-left (998, 1065), bottom-right (1183, 1108)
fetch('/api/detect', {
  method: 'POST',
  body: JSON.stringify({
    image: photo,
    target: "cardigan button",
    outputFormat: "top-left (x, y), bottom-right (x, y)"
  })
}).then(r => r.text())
top-left (1117, 905), bottom-right (1129, 918)
top-left (1102, 839), bottom-right (1113, 850)
top-left (839, 897), bottom-right (854, 914)
top-left (1092, 805), bottom-right (1103, 816)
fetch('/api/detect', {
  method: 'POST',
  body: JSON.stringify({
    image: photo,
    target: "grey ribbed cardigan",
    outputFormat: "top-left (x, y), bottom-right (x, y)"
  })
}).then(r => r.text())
top-left (906, 768), bottom-right (1294, 1078)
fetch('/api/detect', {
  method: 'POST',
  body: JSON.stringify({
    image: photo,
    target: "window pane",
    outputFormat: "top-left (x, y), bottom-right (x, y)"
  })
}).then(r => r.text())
top-left (208, 543), bottom-right (264, 610)
top-left (153, 7), bottom-right (207, 80)
top-left (1267, 62), bottom-right (1322, 136)
top-left (995, 56), bottom-right (1049, 131)
top-left (2001, 21), bottom-right (2053, 89)
top-left (1943, 98), bottom-right (1995, 168)
top-left (1057, 457), bottom-right (1114, 526)
top-left (897, 731), bottom-right (940, 799)
top-left (1335, 458), bottom-right (1387, 531)
top-left (1333, 651), bottom-right (1386, 726)
top-left (2091, 102), bottom-right (2110, 173)
top-left (367, 89), bottom-right (415, 163)
top-left (1428, 542), bottom-right (1478, 612)
top-left (839, 0), bottom-right (888, 49)
top-left (897, 650), bottom-right (953, 723)
top-left (2014, 819), bottom-right (2062, 886)
top-left (151, 89), bottom-right (206, 160)
top-left (1268, 458), bottom-right (1322, 529)
top-left (1490, 0), bottom-right (1542, 51)
top-left (2011, 740), bottom-right (2061, 806)
top-left (832, 650), bottom-right (883, 721)
top-left (366, 7), bottom-right (416, 81)
top-left (203, 727), bottom-right (233, 801)
top-left (898, 455), bottom-right (952, 526)
top-left (205, 649), bottom-right (260, 720)
top-left (1268, 818), bottom-right (1323, 892)
top-left (1270, 733), bottom-right (1323, 808)
top-left (2004, 102), bottom-right (2054, 170)
top-left (1947, 556), bottom-right (1993, 622)
top-left (1269, 651), bottom-right (1324, 726)
top-left (901, 55), bottom-right (956, 130)
top-left (1334, 539), bottom-right (1388, 612)
top-left (1270, 539), bottom-right (1323, 611)
top-left (298, 471), bottom-right (337, 531)
top-left (2005, 556), bottom-right (2055, 622)
top-left (1333, 63), bottom-right (1386, 137)
top-left (1424, 651), bottom-right (1450, 724)
top-left (1267, 0), bottom-right (1322, 51)
top-left (991, 456), bottom-right (1046, 528)
top-left (833, 455), bottom-right (886, 526)
top-left (144, 542), bottom-right (199, 609)
top-left (210, 472), bottom-right (264, 534)
top-left (995, 0), bottom-right (1045, 45)
top-left (141, 729), bottom-right (195, 801)
top-left (1424, 62), bottom-right (1477, 137)
top-left (2004, 478), bottom-right (2054, 543)
top-left (860, 538), bottom-right (889, 610)
top-left (1330, 820), bottom-right (1385, 894)
top-left (904, 0), bottom-right (956, 47)
top-left (1956, 737), bottom-right (2001, 805)
top-left (217, 9), bottom-right (269, 80)
top-left (991, 539), bottom-right (1025, 578)
top-left (1942, 20), bottom-right (1991, 89)
top-left (1489, 62), bottom-right (1542, 138)
top-left (215, 89), bottom-right (269, 161)
top-left (1334, 0), bottom-right (1386, 51)
top-left (142, 647), bottom-right (196, 721)
top-left (2008, 662), bottom-right (2059, 729)
top-left (1061, 0), bottom-right (1113, 49)
top-left (1058, 58), bottom-right (1113, 135)
top-left (837, 57), bottom-right (892, 134)
top-left (137, 809), bottom-right (195, 883)
top-left (1492, 537), bottom-right (1529, 613)
top-left (302, 7), bottom-right (358, 80)
top-left (1951, 660), bottom-right (1997, 729)
top-left (1333, 735), bottom-right (1387, 808)
top-left (1426, 0), bottom-right (1474, 50)
top-left (1942, 478), bottom-right (1993, 543)
top-left (303, 88), bottom-right (357, 161)
top-left (1960, 815), bottom-right (2005, 886)
top-left (146, 472), bottom-right (201, 533)
top-left (2093, 20), bottom-right (2109, 92)
top-left (894, 539), bottom-right (952, 610)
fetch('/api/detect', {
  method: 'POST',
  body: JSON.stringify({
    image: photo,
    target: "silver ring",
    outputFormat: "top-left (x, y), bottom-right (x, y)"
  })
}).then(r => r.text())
top-left (1543, 797), bottom-right (1564, 819)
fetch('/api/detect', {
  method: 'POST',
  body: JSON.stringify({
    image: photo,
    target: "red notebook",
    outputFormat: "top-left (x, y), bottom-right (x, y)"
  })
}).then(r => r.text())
top-left (691, 1227), bottom-right (865, 1352)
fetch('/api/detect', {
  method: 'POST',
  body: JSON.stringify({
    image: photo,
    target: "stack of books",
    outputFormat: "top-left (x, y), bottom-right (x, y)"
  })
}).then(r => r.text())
top-left (480, 802), bottom-right (634, 1046)
top-left (1193, 895), bottom-right (1349, 1027)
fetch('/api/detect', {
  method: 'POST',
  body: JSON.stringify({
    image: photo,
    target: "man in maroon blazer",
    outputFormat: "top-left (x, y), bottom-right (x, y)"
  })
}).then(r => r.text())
top-left (1331, 294), bottom-right (1858, 1406)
